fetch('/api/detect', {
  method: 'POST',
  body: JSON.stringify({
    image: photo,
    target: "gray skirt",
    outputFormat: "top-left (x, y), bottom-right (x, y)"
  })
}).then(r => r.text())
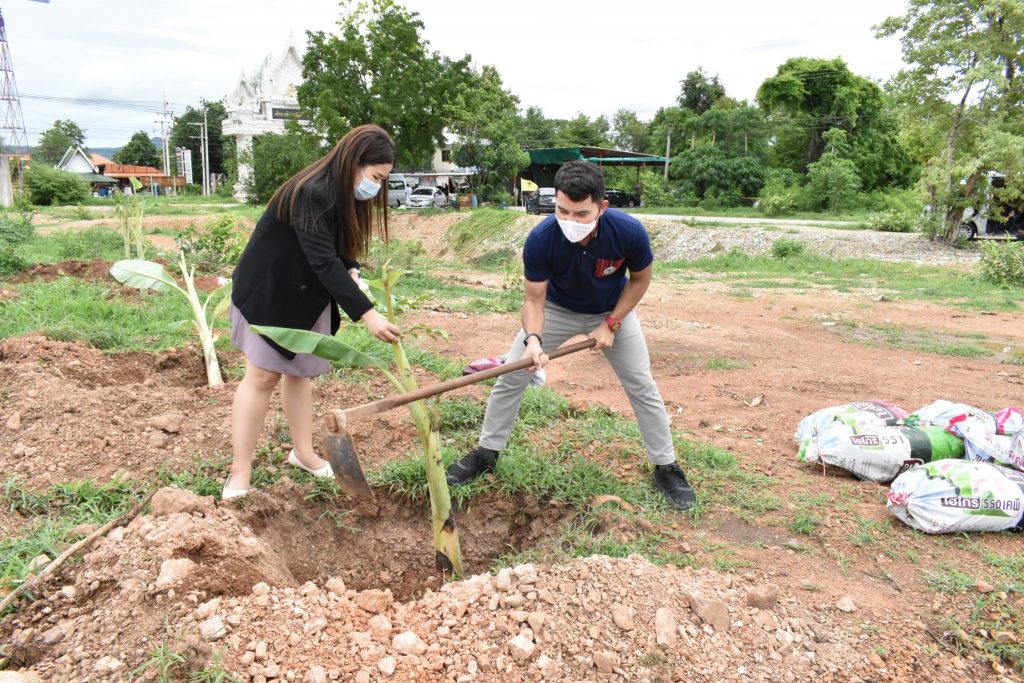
top-left (229, 304), bottom-right (333, 377)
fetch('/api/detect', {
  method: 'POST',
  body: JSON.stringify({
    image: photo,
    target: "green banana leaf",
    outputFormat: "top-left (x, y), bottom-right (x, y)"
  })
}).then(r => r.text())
top-left (250, 325), bottom-right (389, 369)
top-left (109, 260), bottom-right (176, 293)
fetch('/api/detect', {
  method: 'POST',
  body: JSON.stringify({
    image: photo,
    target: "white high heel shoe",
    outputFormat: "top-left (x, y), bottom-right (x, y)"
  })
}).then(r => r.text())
top-left (287, 449), bottom-right (334, 479)
top-left (221, 477), bottom-right (249, 500)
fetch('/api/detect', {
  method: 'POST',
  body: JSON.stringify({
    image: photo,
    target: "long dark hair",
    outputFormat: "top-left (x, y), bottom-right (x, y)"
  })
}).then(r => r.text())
top-left (269, 124), bottom-right (396, 261)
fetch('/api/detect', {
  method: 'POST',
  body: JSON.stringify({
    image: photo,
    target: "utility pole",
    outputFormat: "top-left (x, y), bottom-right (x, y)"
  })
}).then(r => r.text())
top-left (154, 94), bottom-right (172, 196)
top-left (188, 119), bottom-right (209, 195)
top-left (663, 124), bottom-right (672, 181)
top-left (203, 108), bottom-right (211, 195)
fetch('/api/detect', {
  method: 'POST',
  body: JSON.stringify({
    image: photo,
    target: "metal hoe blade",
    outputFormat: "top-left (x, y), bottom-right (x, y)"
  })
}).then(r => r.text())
top-left (323, 412), bottom-right (374, 498)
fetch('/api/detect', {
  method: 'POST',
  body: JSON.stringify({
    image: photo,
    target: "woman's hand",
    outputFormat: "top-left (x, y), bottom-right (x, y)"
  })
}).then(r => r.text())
top-left (361, 308), bottom-right (401, 343)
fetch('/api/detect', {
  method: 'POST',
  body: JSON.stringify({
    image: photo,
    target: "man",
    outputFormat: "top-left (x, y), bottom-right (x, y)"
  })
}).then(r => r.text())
top-left (446, 161), bottom-right (697, 510)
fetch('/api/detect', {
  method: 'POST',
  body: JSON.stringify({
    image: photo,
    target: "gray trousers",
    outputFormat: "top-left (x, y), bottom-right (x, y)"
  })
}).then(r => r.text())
top-left (479, 301), bottom-right (675, 466)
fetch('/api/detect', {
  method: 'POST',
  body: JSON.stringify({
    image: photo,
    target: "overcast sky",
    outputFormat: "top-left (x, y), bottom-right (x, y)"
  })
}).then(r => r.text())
top-left (6, 0), bottom-right (909, 148)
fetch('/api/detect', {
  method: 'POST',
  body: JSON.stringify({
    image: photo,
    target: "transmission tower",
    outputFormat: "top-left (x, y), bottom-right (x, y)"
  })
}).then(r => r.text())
top-left (0, 8), bottom-right (29, 154)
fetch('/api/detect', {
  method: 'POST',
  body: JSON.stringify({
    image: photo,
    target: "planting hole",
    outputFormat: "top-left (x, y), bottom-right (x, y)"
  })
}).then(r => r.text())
top-left (231, 485), bottom-right (573, 600)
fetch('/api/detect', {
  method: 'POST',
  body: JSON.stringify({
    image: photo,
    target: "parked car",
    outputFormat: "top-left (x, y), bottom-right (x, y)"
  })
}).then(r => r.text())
top-left (604, 188), bottom-right (641, 208)
top-left (956, 172), bottom-right (1023, 241)
top-left (387, 173), bottom-right (411, 208)
top-left (526, 187), bottom-right (556, 214)
top-left (406, 185), bottom-right (450, 209)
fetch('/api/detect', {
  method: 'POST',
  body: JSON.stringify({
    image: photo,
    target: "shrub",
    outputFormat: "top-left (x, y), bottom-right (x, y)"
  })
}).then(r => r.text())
top-left (178, 214), bottom-right (248, 269)
top-left (869, 209), bottom-right (917, 233)
top-left (771, 238), bottom-right (806, 259)
top-left (24, 165), bottom-right (89, 205)
top-left (0, 213), bottom-right (33, 244)
top-left (758, 169), bottom-right (800, 216)
top-left (979, 242), bottom-right (1024, 287)
top-left (0, 244), bottom-right (27, 275)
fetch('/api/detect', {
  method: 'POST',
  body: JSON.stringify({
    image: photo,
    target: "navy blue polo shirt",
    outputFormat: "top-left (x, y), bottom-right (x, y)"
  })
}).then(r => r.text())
top-left (522, 208), bottom-right (654, 314)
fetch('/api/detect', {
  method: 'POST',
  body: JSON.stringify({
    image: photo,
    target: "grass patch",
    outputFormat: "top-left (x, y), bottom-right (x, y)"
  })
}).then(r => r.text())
top-left (0, 477), bottom-right (146, 601)
top-left (922, 562), bottom-right (976, 594)
top-left (955, 589), bottom-right (1024, 673)
top-left (629, 205), bottom-right (871, 223)
top-left (443, 209), bottom-right (521, 259)
top-left (403, 271), bottom-right (521, 314)
top-left (707, 356), bottom-right (748, 371)
top-left (0, 277), bottom-right (229, 352)
top-left (659, 248), bottom-right (1017, 311)
top-left (837, 323), bottom-right (992, 359)
top-left (14, 226), bottom-right (126, 264)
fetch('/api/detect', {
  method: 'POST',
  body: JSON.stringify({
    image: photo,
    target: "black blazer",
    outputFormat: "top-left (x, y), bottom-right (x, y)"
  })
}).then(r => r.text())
top-left (232, 184), bottom-right (374, 359)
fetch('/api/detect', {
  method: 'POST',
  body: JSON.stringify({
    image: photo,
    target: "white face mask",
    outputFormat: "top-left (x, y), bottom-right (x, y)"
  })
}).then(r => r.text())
top-left (354, 174), bottom-right (381, 201)
top-left (556, 216), bottom-right (598, 243)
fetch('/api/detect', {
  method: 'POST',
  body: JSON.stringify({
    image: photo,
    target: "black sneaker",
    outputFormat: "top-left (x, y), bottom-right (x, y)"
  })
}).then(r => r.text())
top-left (653, 463), bottom-right (697, 511)
top-left (446, 447), bottom-right (499, 487)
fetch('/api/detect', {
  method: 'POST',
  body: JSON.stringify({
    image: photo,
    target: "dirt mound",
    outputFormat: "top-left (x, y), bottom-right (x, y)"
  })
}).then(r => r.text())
top-left (0, 334), bottom-right (230, 489)
top-left (0, 485), bottom-right (971, 681)
top-left (11, 259), bottom-right (114, 284)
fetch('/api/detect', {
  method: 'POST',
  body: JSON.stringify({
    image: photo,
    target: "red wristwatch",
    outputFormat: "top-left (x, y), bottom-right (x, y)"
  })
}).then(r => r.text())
top-left (605, 316), bottom-right (622, 332)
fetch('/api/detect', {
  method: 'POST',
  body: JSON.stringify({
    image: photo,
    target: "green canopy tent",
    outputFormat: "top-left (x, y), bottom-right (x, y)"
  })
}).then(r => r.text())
top-left (521, 146), bottom-right (668, 195)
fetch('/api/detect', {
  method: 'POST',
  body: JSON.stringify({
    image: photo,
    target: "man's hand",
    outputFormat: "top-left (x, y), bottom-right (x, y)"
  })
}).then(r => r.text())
top-left (524, 337), bottom-right (548, 371)
top-left (588, 323), bottom-right (615, 351)
top-left (361, 308), bottom-right (401, 343)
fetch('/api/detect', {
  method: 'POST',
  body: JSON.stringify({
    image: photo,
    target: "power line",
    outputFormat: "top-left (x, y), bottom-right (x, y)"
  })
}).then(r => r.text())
top-left (21, 93), bottom-right (192, 113)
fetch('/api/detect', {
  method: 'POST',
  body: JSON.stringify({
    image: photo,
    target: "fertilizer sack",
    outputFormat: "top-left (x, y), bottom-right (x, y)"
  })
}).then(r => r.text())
top-left (800, 422), bottom-right (964, 483)
top-left (950, 415), bottom-right (1024, 471)
top-left (887, 460), bottom-right (1024, 533)
top-left (794, 400), bottom-right (907, 445)
top-left (903, 400), bottom-right (994, 431)
top-left (995, 407), bottom-right (1023, 436)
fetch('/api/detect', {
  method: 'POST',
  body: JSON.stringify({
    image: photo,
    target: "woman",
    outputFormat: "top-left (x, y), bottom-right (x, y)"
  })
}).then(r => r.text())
top-left (223, 124), bottom-right (401, 499)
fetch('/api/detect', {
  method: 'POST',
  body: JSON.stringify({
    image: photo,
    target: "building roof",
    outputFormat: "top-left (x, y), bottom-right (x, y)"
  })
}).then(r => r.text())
top-left (527, 146), bottom-right (668, 167)
top-left (57, 145), bottom-right (98, 173)
top-left (76, 172), bottom-right (119, 184)
top-left (90, 153), bottom-right (114, 166)
top-left (100, 162), bottom-right (166, 178)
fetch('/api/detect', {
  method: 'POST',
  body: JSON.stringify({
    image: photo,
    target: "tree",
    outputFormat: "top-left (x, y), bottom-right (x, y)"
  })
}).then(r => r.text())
top-left (298, 0), bottom-right (472, 170)
top-left (557, 113), bottom-right (611, 147)
top-left (757, 57), bottom-right (892, 175)
top-left (513, 106), bottom-right (558, 149)
top-left (449, 66), bottom-right (529, 200)
top-left (33, 120), bottom-right (86, 166)
top-left (877, 1), bottom-right (1024, 241)
top-left (169, 99), bottom-right (234, 178)
top-left (678, 68), bottom-right (727, 114)
top-left (240, 130), bottom-right (322, 205)
top-left (114, 131), bottom-right (162, 168)
top-left (806, 128), bottom-right (861, 212)
top-left (611, 110), bottom-right (651, 152)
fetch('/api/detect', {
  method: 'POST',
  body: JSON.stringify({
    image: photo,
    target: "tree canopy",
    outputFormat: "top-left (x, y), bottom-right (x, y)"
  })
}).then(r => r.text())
top-left (34, 120), bottom-right (86, 166)
top-left (877, 0), bottom-right (1024, 240)
top-left (449, 66), bottom-right (529, 200)
top-left (113, 131), bottom-right (161, 168)
top-left (297, 0), bottom-right (472, 170)
top-left (169, 100), bottom-right (233, 178)
top-left (678, 68), bottom-right (727, 114)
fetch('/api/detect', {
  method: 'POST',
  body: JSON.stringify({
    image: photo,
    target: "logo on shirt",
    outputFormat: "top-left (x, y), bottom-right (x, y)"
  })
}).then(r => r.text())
top-left (594, 258), bottom-right (625, 279)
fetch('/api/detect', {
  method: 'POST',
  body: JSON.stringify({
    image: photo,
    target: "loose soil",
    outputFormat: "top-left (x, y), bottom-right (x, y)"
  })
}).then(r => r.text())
top-left (0, 215), bottom-right (1021, 682)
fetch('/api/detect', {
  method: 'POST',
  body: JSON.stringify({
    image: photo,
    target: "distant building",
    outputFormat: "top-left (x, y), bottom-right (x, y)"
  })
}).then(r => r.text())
top-left (222, 32), bottom-right (305, 201)
top-left (55, 146), bottom-right (183, 193)
top-left (222, 33), bottom-right (461, 201)
top-left (56, 146), bottom-right (117, 188)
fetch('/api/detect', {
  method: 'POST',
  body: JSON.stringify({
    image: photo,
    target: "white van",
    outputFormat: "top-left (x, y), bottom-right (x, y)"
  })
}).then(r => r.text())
top-left (958, 172), bottom-right (1024, 241)
top-left (387, 174), bottom-right (411, 208)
